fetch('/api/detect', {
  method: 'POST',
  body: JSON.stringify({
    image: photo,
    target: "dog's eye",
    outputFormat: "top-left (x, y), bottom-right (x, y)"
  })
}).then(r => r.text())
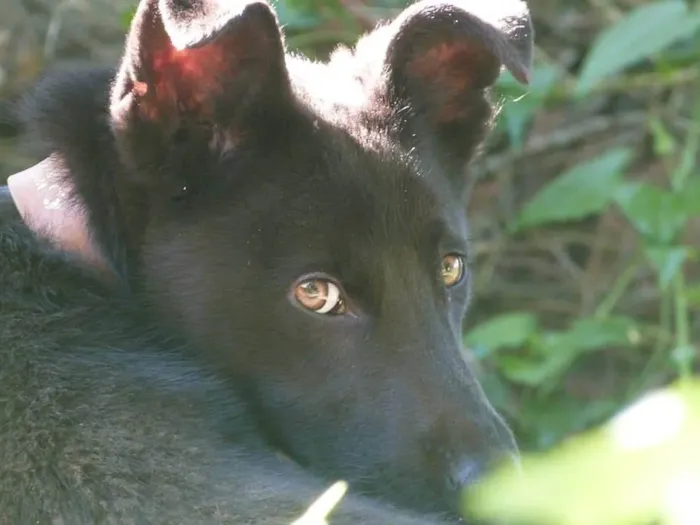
top-left (295, 279), bottom-right (346, 315)
top-left (441, 254), bottom-right (464, 287)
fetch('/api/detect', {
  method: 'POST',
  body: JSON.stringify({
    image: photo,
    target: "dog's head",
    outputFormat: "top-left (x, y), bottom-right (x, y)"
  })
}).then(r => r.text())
top-left (76, 0), bottom-right (532, 518)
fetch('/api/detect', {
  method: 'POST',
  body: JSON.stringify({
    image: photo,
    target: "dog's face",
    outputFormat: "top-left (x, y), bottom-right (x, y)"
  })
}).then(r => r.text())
top-left (106, 0), bottom-right (533, 518)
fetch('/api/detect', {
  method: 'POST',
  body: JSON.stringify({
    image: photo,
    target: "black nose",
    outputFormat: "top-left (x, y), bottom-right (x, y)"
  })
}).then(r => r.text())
top-left (445, 455), bottom-right (522, 521)
top-left (446, 457), bottom-right (488, 493)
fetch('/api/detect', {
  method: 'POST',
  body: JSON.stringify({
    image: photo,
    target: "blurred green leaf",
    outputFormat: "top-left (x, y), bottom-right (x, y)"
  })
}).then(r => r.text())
top-left (465, 312), bottom-right (539, 358)
top-left (470, 381), bottom-right (700, 525)
top-left (496, 65), bottom-right (561, 148)
top-left (680, 175), bottom-right (700, 213)
top-left (514, 148), bottom-right (633, 231)
top-left (497, 346), bottom-right (574, 387)
top-left (649, 116), bottom-right (678, 157)
top-left (685, 283), bottom-right (700, 306)
top-left (671, 345), bottom-right (697, 371)
top-left (272, 0), bottom-right (324, 30)
top-left (517, 397), bottom-right (621, 451)
top-left (496, 317), bottom-right (640, 389)
top-left (614, 182), bottom-right (689, 244)
top-left (121, 5), bottom-right (137, 29)
top-left (576, 1), bottom-right (700, 95)
top-left (645, 245), bottom-right (689, 290)
top-left (561, 316), bottom-right (642, 352)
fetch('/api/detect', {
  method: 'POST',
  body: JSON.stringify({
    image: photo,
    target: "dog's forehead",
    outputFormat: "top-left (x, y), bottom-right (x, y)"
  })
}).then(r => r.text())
top-left (213, 89), bottom-right (468, 240)
top-left (279, 126), bottom-right (442, 217)
top-left (250, 135), bottom-right (467, 245)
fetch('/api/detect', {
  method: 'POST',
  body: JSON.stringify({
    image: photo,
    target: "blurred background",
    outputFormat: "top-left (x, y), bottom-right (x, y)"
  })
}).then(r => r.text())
top-left (0, 1), bottom-right (698, 521)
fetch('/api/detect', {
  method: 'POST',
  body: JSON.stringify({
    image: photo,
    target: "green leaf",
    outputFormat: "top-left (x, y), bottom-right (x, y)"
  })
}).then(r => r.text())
top-left (614, 182), bottom-right (689, 244)
top-left (514, 148), bottom-right (633, 231)
top-left (516, 397), bottom-right (621, 451)
top-left (644, 245), bottom-right (689, 289)
top-left (496, 65), bottom-right (560, 148)
top-left (671, 345), bottom-right (697, 370)
top-left (271, 0), bottom-right (323, 30)
top-left (497, 317), bottom-right (640, 388)
top-left (648, 117), bottom-right (678, 158)
top-left (497, 347), bottom-right (574, 387)
top-left (562, 316), bottom-right (642, 352)
top-left (464, 313), bottom-right (539, 358)
top-left (680, 175), bottom-right (700, 214)
top-left (470, 382), bottom-right (700, 525)
top-left (576, 1), bottom-right (700, 95)
top-left (685, 283), bottom-right (700, 306)
top-left (120, 5), bottom-right (137, 29)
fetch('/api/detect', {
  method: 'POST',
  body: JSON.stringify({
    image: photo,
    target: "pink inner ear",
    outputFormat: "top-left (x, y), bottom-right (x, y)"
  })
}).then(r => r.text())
top-left (406, 41), bottom-right (499, 123)
top-left (145, 40), bottom-right (236, 119)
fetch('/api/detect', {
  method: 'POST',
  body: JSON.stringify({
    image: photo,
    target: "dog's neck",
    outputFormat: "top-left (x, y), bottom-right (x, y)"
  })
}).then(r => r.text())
top-left (6, 156), bottom-right (109, 273)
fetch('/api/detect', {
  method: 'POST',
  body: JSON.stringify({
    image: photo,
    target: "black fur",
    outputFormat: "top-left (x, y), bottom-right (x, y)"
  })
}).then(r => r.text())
top-left (0, 216), bottom-right (449, 524)
top-left (0, 0), bottom-right (533, 523)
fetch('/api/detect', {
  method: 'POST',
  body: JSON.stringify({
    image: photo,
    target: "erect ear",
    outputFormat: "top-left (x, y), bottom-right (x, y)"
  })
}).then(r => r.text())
top-left (109, 0), bottom-right (290, 184)
top-left (378, 0), bottom-right (533, 191)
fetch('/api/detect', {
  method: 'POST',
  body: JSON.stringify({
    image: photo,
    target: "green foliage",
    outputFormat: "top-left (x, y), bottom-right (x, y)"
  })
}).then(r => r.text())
top-left (470, 380), bottom-right (700, 525)
top-left (512, 148), bottom-right (633, 231)
top-left (576, 1), bottom-right (700, 95)
top-left (470, 314), bottom-right (641, 394)
top-left (644, 245), bottom-right (689, 290)
top-left (614, 181), bottom-right (689, 244)
top-left (465, 2), bottom-right (700, 522)
top-left (465, 312), bottom-right (539, 358)
top-left (271, 0), bottom-right (409, 54)
top-left (496, 66), bottom-right (561, 148)
top-left (468, 0), bottom-right (700, 446)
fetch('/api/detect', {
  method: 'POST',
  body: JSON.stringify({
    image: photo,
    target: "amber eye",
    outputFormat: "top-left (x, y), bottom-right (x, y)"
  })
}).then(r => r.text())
top-left (441, 254), bottom-right (464, 287)
top-left (294, 278), bottom-right (346, 315)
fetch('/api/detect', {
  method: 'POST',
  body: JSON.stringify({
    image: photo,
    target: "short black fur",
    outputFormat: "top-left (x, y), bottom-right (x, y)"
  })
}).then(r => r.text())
top-left (0, 0), bottom-right (534, 523)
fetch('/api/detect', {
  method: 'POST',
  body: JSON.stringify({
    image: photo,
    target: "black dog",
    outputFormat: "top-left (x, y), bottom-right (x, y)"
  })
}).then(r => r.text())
top-left (0, 0), bottom-right (533, 523)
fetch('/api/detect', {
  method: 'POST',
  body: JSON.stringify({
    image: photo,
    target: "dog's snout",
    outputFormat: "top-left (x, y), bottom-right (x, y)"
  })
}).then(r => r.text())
top-left (446, 450), bottom-right (521, 490)
top-left (446, 457), bottom-right (488, 492)
top-left (444, 453), bottom-right (523, 520)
